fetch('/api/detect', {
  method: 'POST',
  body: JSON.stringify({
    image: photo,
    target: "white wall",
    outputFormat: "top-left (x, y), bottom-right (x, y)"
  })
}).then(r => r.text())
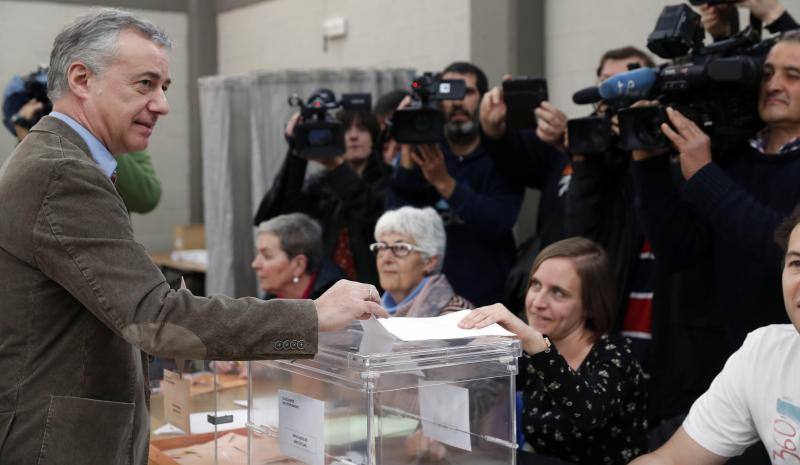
top-left (218, 0), bottom-right (473, 75)
top-left (545, 0), bottom-right (800, 118)
top-left (0, 1), bottom-right (190, 252)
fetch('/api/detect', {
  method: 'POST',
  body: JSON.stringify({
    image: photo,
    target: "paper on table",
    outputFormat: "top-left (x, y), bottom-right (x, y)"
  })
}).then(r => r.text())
top-left (152, 409), bottom-right (247, 436)
top-left (361, 309), bottom-right (514, 342)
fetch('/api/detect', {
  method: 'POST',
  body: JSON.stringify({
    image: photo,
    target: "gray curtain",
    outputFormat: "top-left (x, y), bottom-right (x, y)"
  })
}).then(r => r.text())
top-left (199, 68), bottom-right (415, 298)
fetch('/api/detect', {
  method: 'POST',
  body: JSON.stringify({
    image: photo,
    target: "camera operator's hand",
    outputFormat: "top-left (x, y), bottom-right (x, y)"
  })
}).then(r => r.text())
top-left (699, 4), bottom-right (735, 40)
top-left (479, 75), bottom-right (512, 140)
top-left (284, 112), bottom-right (302, 140)
top-left (411, 144), bottom-right (456, 199)
top-left (661, 107), bottom-right (712, 181)
top-left (738, 0), bottom-right (785, 25)
top-left (314, 156), bottom-right (345, 171)
top-left (12, 99), bottom-right (45, 140)
top-left (535, 101), bottom-right (567, 150)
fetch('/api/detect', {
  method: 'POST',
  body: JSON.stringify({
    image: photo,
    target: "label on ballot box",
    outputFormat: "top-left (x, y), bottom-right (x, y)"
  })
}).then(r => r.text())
top-left (420, 381), bottom-right (472, 451)
top-left (278, 389), bottom-right (325, 465)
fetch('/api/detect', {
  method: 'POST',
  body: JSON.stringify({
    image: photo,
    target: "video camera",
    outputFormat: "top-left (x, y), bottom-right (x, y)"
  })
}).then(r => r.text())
top-left (390, 73), bottom-right (466, 144)
top-left (288, 90), bottom-right (371, 159)
top-left (2, 66), bottom-right (51, 136)
top-left (570, 4), bottom-right (776, 154)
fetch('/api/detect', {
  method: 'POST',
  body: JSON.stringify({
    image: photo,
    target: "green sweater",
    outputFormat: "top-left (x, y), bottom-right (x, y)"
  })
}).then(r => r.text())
top-left (115, 151), bottom-right (161, 213)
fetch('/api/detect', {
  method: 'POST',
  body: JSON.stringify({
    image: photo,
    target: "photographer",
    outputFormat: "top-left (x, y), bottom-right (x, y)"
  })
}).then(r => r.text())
top-left (631, 31), bottom-right (800, 356)
top-left (567, 47), bottom-right (735, 435)
top-left (386, 62), bottom-right (523, 307)
top-left (479, 75), bottom-right (572, 315)
top-left (254, 100), bottom-right (389, 287)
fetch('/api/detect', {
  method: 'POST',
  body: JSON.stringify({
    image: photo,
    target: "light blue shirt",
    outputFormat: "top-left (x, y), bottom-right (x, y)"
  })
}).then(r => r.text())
top-left (50, 111), bottom-right (117, 178)
top-left (381, 276), bottom-right (429, 315)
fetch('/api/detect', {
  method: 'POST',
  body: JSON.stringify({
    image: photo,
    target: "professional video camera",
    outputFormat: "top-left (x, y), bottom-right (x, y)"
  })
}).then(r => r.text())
top-left (390, 72), bottom-right (466, 144)
top-left (2, 66), bottom-right (51, 135)
top-left (287, 89), bottom-right (371, 159)
top-left (571, 3), bottom-right (777, 154)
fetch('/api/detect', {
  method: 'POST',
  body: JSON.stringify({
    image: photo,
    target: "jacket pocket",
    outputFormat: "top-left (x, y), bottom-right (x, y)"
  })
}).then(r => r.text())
top-left (36, 395), bottom-right (134, 465)
top-left (0, 411), bottom-right (13, 454)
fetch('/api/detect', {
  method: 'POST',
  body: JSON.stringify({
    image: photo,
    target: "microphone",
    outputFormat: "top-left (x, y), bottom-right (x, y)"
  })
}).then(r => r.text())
top-left (573, 86), bottom-right (601, 105)
top-left (572, 67), bottom-right (659, 105)
top-left (598, 67), bottom-right (658, 100)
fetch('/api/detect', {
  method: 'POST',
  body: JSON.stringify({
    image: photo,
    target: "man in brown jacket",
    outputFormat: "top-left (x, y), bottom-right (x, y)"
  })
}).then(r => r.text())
top-left (0, 9), bottom-right (387, 465)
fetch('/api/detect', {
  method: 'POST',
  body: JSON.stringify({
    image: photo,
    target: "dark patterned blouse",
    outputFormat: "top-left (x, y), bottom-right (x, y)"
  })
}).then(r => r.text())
top-left (520, 333), bottom-right (648, 465)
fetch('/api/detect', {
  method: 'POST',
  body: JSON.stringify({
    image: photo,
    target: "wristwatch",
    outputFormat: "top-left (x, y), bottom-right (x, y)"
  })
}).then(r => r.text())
top-left (10, 112), bottom-right (33, 129)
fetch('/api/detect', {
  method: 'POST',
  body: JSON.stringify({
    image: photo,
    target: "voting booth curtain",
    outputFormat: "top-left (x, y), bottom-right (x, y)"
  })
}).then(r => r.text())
top-left (198, 68), bottom-right (415, 297)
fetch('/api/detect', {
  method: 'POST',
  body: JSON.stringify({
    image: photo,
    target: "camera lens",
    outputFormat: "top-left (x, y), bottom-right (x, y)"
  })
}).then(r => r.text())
top-left (412, 114), bottom-right (433, 132)
top-left (308, 129), bottom-right (333, 146)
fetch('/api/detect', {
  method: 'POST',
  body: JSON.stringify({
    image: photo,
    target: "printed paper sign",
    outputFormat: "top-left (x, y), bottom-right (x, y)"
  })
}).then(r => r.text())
top-left (162, 369), bottom-right (192, 434)
top-left (278, 390), bottom-right (325, 465)
top-left (419, 382), bottom-right (472, 451)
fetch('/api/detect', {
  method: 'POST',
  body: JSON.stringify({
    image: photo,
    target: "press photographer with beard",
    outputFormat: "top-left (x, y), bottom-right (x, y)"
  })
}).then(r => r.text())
top-left (386, 61), bottom-right (523, 306)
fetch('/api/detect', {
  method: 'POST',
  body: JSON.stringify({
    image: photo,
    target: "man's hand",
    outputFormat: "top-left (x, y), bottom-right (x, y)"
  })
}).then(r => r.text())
top-left (660, 107), bottom-right (712, 180)
top-left (411, 144), bottom-right (456, 198)
top-left (738, 0), bottom-right (785, 24)
top-left (458, 304), bottom-right (549, 355)
top-left (314, 280), bottom-right (388, 332)
top-left (535, 101), bottom-right (567, 150)
top-left (699, 4), bottom-right (735, 39)
top-left (479, 77), bottom-right (510, 139)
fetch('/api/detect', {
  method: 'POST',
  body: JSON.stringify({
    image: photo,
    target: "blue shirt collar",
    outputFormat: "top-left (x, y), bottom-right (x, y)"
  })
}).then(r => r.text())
top-left (50, 111), bottom-right (117, 178)
top-left (381, 276), bottom-right (430, 314)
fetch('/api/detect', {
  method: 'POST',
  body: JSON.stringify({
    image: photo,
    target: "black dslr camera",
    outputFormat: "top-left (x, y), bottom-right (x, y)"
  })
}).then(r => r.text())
top-left (617, 3), bottom-right (775, 152)
top-left (390, 73), bottom-right (466, 144)
top-left (288, 90), bottom-right (371, 159)
top-left (3, 66), bottom-right (51, 134)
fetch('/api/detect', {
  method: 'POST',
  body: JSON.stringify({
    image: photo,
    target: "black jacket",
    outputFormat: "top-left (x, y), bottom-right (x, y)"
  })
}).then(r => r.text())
top-left (567, 152), bottom-right (729, 424)
top-left (254, 147), bottom-right (389, 287)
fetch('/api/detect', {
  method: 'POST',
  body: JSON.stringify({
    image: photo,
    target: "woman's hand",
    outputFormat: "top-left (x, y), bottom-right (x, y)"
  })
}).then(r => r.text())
top-left (458, 304), bottom-right (549, 355)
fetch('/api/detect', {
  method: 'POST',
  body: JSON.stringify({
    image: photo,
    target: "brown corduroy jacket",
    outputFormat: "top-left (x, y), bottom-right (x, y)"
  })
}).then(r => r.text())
top-left (0, 116), bottom-right (318, 465)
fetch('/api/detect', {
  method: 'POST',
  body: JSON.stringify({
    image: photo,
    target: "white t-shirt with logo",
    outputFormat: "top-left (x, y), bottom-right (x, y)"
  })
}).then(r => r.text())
top-left (683, 324), bottom-right (800, 463)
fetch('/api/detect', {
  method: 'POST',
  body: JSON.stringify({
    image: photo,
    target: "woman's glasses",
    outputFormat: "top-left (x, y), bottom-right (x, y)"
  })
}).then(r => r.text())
top-left (369, 242), bottom-right (425, 258)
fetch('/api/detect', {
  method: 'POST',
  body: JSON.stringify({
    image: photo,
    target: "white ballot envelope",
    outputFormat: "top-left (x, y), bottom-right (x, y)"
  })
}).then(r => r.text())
top-left (360, 309), bottom-right (514, 344)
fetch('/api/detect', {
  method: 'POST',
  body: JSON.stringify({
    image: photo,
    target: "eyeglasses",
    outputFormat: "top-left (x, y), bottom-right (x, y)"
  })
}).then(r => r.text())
top-left (369, 242), bottom-right (425, 258)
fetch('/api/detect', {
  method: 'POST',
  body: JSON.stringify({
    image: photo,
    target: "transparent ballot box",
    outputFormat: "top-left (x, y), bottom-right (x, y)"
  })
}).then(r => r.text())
top-left (246, 329), bottom-right (521, 465)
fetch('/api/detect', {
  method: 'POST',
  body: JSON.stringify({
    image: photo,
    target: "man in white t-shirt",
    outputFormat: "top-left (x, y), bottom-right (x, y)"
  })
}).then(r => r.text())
top-left (631, 205), bottom-right (800, 464)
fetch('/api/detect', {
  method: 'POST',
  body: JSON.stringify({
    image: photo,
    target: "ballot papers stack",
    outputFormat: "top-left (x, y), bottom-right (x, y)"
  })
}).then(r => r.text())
top-left (245, 310), bottom-right (521, 465)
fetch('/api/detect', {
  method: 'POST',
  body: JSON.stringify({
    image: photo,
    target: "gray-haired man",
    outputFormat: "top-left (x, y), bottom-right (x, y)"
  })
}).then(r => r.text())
top-left (0, 9), bottom-right (386, 464)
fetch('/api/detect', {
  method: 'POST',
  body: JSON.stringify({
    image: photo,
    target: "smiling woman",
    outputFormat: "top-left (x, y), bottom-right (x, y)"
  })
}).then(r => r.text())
top-left (458, 237), bottom-right (648, 465)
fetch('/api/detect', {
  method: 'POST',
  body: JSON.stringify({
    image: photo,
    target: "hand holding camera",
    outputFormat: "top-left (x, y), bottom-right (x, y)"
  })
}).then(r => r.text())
top-left (479, 83), bottom-right (508, 139)
top-left (534, 101), bottom-right (567, 149)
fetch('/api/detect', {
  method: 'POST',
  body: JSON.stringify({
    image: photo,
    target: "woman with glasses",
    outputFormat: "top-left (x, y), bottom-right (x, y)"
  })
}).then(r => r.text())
top-left (371, 206), bottom-right (472, 316)
top-left (459, 237), bottom-right (647, 465)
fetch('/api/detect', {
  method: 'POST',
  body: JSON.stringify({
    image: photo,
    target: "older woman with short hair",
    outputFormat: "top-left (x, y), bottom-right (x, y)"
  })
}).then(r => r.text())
top-left (371, 206), bottom-right (471, 316)
top-left (252, 213), bottom-right (345, 299)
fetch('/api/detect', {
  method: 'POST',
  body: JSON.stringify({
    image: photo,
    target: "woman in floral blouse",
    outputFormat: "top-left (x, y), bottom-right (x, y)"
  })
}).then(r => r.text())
top-left (460, 237), bottom-right (647, 465)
